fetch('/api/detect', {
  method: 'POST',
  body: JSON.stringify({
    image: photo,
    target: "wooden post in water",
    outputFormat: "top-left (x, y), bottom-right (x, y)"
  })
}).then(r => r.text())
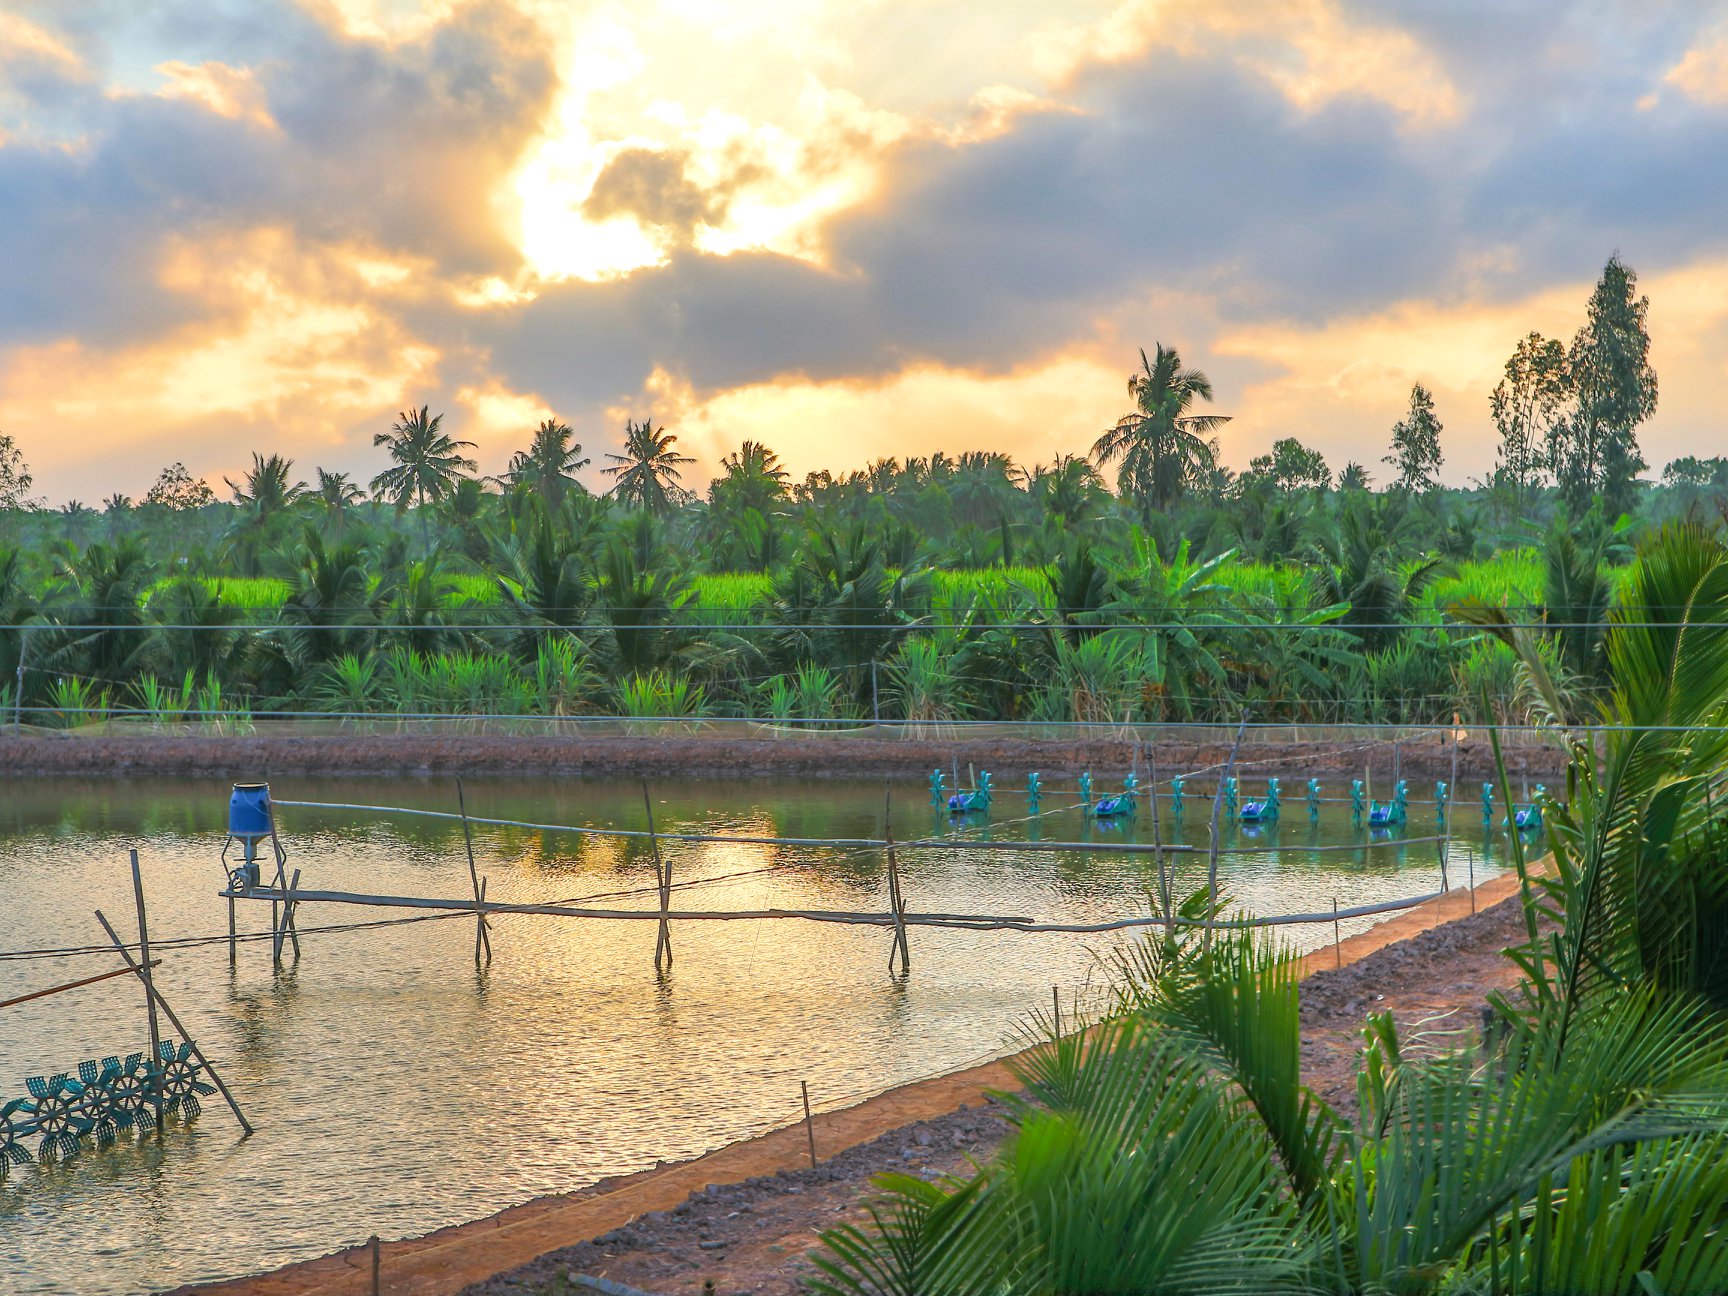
top-left (94, 909), bottom-right (254, 1137)
top-left (369, 1235), bottom-right (381, 1296)
top-left (883, 785), bottom-right (911, 976)
top-left (641, 781), bottom-right (672, 973)
top-left (1332, 898), bottom-right (1342, 968)
top-left (456, 780), bottom-right (492, 966)
top-left (128, 849), bottom-right (164, 1119)
top-left (1051, 984), bottom-right (1061, 1038)
top-left (228, 894), bottom-right (237, 967)
top-left (284, 868), bottom-right (302, 962)
top-left (800, 1080), bottom-right (818, 1169)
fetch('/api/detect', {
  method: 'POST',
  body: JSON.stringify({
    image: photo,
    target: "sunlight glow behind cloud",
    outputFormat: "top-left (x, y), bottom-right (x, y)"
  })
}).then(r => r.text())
top-left (1, 0), bottom-right (1726, 501)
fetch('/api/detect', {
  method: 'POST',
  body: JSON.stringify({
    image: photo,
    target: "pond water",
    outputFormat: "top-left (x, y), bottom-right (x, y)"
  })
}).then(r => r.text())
top-left (0, 775), bottom-right (1515, 1295)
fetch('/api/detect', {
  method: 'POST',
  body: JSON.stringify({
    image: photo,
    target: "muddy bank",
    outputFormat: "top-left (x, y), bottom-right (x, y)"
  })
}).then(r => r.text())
top-left (0, 731), bottom-right (1565, 784)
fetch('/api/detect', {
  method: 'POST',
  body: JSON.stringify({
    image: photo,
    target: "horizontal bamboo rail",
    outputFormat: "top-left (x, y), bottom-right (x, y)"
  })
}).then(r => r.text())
top-left (227, 885), bottom-right (1446, 934)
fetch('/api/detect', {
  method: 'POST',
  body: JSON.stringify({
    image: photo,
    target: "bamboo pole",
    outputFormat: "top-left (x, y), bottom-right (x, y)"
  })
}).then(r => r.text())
top-left (456, 780), bottom-right (491, 966)
top-left (1206, 716), bottom-right (1250, 935)
top-left (1147, 743), bottom-right (1171, 932)
top-left (284, 868), bottom-right (302, 962)
top-left (883, 784), bottom-right (911, 976)
top-left (0, 961), bottom-right (160, 1012)
top-left (800, 1080), bottom-right (818, 1168)
top-left (641, 780), bottom-right (672, 973)
top-left (128, 849), bottom-right (164, 1118)
top-left (223, 884), bottom-right (1443, 932)
top-left (94, 910), bottom-right (254, 1137)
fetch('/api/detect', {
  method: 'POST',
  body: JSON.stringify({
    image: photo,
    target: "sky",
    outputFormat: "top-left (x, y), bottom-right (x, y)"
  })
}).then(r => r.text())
top-left (2, 0), bottom-right (1727, 504)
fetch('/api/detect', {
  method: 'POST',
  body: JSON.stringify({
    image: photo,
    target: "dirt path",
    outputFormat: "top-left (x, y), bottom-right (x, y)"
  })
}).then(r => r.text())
top-left (167, 870), bottom-right (1538, 1296)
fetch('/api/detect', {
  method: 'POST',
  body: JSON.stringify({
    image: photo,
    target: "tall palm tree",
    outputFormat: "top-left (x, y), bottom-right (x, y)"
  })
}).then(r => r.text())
top-left (314, 468), bottom-right (365, 536)
top-left (711, 440), bottom-right (790, 516)
top-left (499, 418), bottom-right (589, 509)
top-left (1092, 343), bottom-right (1230, 513)
top-left (602, 418), bottom-right (693, 513)
top-left (370, 406), bottom-right (477, 544)
top-left (226, 452), bottom-right (307, 516)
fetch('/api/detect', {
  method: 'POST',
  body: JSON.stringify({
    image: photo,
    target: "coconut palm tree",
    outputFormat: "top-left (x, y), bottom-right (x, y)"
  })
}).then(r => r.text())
top-left (226, 452), bottom-right (307, 516)
top-left (602, 418), bottom-right (693, 513)
top-left (499, 418), bottom-right (589, 509)
top-left (370, 406), bottom-right (477, 544)
top-left (1092, 344), bottom-right (1231, 513)
top-left (711, 440), bottom-right (790, 517)
top-left (313, 469), bottom-right (365, 536)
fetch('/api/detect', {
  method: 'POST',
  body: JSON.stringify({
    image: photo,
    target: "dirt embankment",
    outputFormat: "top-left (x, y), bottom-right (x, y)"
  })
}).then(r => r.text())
top-left (0, 732), bottom-right (1565, 785)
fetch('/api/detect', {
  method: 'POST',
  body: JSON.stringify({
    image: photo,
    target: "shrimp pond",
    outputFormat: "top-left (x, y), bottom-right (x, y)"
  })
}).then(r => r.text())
top-left (0, 774), bottom-right (1518, 1295)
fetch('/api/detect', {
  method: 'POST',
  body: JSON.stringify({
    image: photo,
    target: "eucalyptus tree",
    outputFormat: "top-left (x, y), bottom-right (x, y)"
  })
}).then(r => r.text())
top-left (500, 418), bottom-right (589, 509)
top-left (602, 418), bottom-right (693, 513)
top-left (1385, 383), bottom-right (1444, 492)
top-left (1554, 255), bottom-right (1656, 519)
top-left (1490, 331), bottom-right (1567, 514)
top-left (0, 432), bottom-right (33, 510)
top-left (143, 462), bottom-right (214, 510)
top-left (1092, 343), bottom-right (1230, 513)
top-left (370, 406), bottom-right (478, 544)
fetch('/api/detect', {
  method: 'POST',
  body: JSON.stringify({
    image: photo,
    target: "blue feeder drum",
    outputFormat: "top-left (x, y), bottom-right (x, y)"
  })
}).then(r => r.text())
top-left (223, 783), bottom-right (278, 891)
top-left (1240, 778), bottom-right (1279, 823)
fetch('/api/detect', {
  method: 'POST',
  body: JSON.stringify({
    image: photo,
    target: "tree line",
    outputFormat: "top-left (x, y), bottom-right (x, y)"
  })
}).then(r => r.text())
top-left (0, 254), bottom-right (1719, 728)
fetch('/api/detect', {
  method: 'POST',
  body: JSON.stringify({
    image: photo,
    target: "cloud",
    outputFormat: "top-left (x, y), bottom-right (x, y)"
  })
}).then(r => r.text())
top-left (0, 1), bottom-right (557, 348)
top-left (1664, 31), bottom-right (1728, 106)
top-left (581, 146), bottom-right (726, 241)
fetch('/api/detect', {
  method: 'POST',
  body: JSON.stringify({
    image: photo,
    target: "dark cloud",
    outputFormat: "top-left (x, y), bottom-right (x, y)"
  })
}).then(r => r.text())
top-left (0, 0), bottom-right (557, 346)
top-left (464, 3), bottom-right (1728, 418)
top-left (582, 147), bottom-right (723, 240)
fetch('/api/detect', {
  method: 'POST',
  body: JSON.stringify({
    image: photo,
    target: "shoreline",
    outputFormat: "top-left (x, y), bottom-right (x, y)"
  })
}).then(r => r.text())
top-left (166, 863), bottom-right (1537, 1296)
top-left (0, 732), bottom-right (1564, 783)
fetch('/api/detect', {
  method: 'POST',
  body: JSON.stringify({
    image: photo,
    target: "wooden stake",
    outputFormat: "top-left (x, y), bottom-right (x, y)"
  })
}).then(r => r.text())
top-left (1205, 716), bottom-right (1249, 939)
top-left (1332, 898), bottom-right (1342, 968)
top-left (1147, 743), bottom-right (1170, 931)
top-left (370, 1234), bottom-right (381, 1296)
top-left (128, 849), bottom-right (165, 1117)
top-left (228, 894), bottom-right (237, 967)
top-left (641, 780), bottom-right (672, 973)
top-left (285, 868), bottom-right (302, 961)
top-left (883, 784), bottom-right (910, 976)
top-left (800, 1080), bottom-right (818, 1168)
top-left (94, 910), bottom-right (254, 1137)
top-left (1468, 849), bottom-right (1477, 914)
top-left (457, 779), bottom-right (491, 966)
top-left (1051, 984), bottom-right (1061, 1039)
top-left (477, 876), bottom-right (492, 963)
